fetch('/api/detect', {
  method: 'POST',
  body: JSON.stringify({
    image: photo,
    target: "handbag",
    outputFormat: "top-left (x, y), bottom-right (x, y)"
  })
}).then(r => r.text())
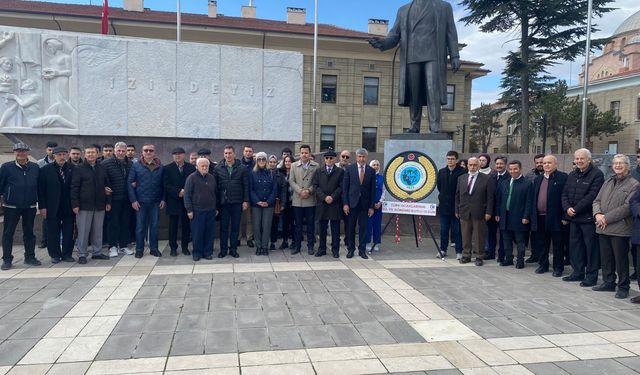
top-left (274, 198), bottom-right (282, 216)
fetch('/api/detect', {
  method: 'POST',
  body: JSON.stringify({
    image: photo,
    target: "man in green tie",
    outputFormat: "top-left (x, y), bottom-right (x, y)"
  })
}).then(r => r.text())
top-left (495, 160), bottom-right (533, 269)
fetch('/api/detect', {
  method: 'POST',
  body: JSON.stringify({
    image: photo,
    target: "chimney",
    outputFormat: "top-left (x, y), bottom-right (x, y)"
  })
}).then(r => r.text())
top-left (286, 7), bottom-right (306, 25)
top-left (241, 2), bottom-right (256, 19)
top-left (123, 0), bottom-right (144, 12)
top-left (208, 0), bottom-right (217, 18)
top-left (368, 19), bottom-right (389, 36)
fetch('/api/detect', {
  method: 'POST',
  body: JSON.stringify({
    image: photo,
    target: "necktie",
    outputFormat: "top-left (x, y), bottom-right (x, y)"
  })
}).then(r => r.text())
top-left (467, 175), bottom-right (474, 193)
top-left (327, 167), bottom-right (332, 174)
top-left (507, 179), bottom-right (514, 211)
top-left (59, 166), bottom-right (65, 183)
top-left (178, 164), bottom-right (183, 175)
top-left (359, 165), bottom-right (364, 184)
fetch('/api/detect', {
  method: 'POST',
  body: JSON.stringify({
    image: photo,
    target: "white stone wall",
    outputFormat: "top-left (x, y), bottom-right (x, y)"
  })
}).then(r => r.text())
top-left (0, 26), bottom-right (303, 141)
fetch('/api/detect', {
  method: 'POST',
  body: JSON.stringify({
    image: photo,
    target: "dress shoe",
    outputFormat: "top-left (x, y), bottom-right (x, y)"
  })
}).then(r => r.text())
top-left (332, 252), bottom-right (339, 258)
top-left (204, 255), bottom-right (213, 260)
top-left (404, 126), bottom-right (419, 133)
top-left (615, 289), bottom-right (629, 299)
top-left (346, 250), bottom-right (354, 259)
top-left (279, 241), bottom-right (289, 250)
top-left (630, 271), bottom-right (637, 281)
top-left (525, 257), bottom-right (538, 264)
top-left (38, 241), bottom-right (47, 249)
top-left (315, 251), bottom-right (326, 257)
top-left (24, 257), bottom-right (42, 266)
top-left (307, 248), bottom-right (315, 255)
top-left (552, 270), bottom-right (562, 277)
top-left (270, 243), bottom-right (276, 250)
top-left (515, 260), bottom-right (524, 269)
top-left (193, 256), bottom-right (201, 261)
top-left (170, 249), bottom-right (177, 257)
top-left (592, 283), bottom-right (616, 292)
top-left (135, 251), bottom-right (143, 258)
top-left (230, 250), bottom-right (240, 258)
top-left (255, 248), bottom-right (260, 256)
top-left (475, 258), bottom-right (484, 266)
top-left (291, 248), bottom-right (301, 255)
top-left (580, 280), bottom-right (596, 287)
top-left (247, 240), bottom-right (255, 248)
top-left (535, 266), bottom-right (548, 274)
top-left (182, 249), bottom-right (191, 256)
top-left (150, 250), bottom-right (162, 257)
top-left (564, 258), bottom-right (571, 266)
top-left (483, 254), bottom-right (495, 260)
top-left (631, 295), bottom-right (640, 304)
top-left (78, 257), bottom-right (87, 264)
top-left (218, 251), bottom-right (227, 258)
top-left (1, 262), bottom-right (12, 271)
top-left (360, 251), bottom-right (368, 259)
top-left (497, 257), bottom-right (505, 264)
top-left (500, 259), bottom-right (514, 267)
top-left (51, 257), bottom-right (61, 264)
top-left (459, 257), bottom-right (471, 264)
top-left (562, 274), bottom-right (582, 282)
top-left (92, 254), bottom-right (109, 260)
top-left (62, 256), bottom-right (76, 263)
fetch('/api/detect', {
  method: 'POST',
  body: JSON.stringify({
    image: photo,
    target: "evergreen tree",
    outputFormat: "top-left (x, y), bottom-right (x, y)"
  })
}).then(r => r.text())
top-left (460, 0), bottom-right (614, 151)
top-left (470, 103), bottom-right (503, 153)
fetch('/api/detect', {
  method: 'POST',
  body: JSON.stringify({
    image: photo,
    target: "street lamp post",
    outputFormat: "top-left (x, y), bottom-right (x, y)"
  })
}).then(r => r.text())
top-left (580, 0), bottom-right (594, 148)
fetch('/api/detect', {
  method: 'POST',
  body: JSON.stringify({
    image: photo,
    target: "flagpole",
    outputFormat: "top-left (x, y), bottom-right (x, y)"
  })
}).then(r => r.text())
top-left (176, 0), bottom-right (181, 42)
top-left (580, 0), bottom-right (593, 148)
top-left (312, 0), bottom-right (318, 151)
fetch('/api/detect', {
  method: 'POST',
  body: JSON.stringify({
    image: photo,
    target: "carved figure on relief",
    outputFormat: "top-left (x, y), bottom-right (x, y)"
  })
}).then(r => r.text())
top-left (41, 38), bottom-right (77, 128)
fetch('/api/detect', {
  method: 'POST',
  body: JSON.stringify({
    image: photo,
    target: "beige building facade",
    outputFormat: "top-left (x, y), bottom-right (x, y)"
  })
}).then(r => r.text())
top-left (0, 0), bottom-right (487, 153)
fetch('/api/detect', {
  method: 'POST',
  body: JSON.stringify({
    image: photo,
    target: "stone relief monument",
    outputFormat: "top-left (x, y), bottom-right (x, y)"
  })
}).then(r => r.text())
top-left (368, 0), bottom-right (460, 134)
top-left (0, 26), bottom-right (303, 141)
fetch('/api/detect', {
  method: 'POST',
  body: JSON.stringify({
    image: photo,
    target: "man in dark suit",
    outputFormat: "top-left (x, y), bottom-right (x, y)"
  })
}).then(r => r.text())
top-left (37, 146), bottom-right (75, 264)
top-left (455, 157), bottom-right (494, 266)
top-left (530, 155), bottom-right (569, 277)
top-left (486, 156), bottom-right (509, 261)
top-left (164, 147), bottom-right (196, 257)
top-left (369, 0), bottom-right (460, 133)
top-left (342, 148), bottom-right (376, 259)
top-left (102, 142), bottom-right (134, 257)
top-left (495, 160), bottom-right (533, 269)
top-left (314, 150), bottom-right (344, 258)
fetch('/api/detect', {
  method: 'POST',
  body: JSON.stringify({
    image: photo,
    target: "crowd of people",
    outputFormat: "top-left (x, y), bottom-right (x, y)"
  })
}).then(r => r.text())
top-left (0, 142), bottom-right (384, 270)
top-left (1, 140), bottom-right (638, 303)
top-left (438, 149), bottom-right (640, 303)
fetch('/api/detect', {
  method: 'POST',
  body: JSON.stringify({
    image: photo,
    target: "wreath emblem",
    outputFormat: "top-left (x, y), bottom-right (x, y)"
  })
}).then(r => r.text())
top-left (384, 151), bottom-right (437, 201)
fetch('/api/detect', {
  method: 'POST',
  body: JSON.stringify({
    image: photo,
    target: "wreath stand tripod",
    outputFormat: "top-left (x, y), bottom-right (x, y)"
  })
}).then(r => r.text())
top-left (381, 213), bottom-right (441, 257)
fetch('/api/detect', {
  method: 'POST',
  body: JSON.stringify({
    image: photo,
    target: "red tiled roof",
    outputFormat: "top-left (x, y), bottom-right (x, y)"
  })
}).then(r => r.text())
top-left (0, 0), bottom-right (373, 39)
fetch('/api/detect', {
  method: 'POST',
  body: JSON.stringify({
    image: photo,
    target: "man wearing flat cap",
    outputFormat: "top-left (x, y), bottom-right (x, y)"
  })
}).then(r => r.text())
top-left (164, 147), bottom-right (196, 256)
top-left (38, 146), bottom-right (75, 264)
top-left (313, 150), bottom-right (344, 258)
top-left (198, 148), bottom-right (216, 174)
top-left (0, 143), bottom-right (42, 270)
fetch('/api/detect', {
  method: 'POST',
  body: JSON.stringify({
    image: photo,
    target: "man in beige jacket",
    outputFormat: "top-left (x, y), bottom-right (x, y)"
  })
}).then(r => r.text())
top-left (289, 144), bottom-right (319, 255)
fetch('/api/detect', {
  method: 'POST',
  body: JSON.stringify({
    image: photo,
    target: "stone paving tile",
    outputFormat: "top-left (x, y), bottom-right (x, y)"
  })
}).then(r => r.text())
top-left (205, 330), bottom-right (238, 354)
top-left (133, 332), bottom-right (173, 358)
top-left (524, 363), bottom-right (571, 375)
top-left (170, 330), bottom-right (206, 356)
top-left (0, 339), bottom-right (38, 366)
top-left (555, 359), bottom-right (639, 375)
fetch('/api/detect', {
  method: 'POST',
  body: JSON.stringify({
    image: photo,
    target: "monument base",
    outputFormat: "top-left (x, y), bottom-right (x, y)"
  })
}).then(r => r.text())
top-left (390, 133), bottom-right (452, 141)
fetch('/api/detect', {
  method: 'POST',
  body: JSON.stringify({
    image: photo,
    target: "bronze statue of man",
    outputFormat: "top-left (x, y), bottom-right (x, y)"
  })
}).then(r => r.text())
top-left (369, 0), bottom-right (461, 133)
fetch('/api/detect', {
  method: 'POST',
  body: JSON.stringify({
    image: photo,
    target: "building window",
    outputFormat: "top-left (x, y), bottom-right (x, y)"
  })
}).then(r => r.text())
top-left (362, 127), bottom-right (377, 152)
top-left (320, 126), bottom-right (336, 151)
top-left (610, 100), bottom-right (620, 118)
top-left (363, 77), bottom-right (379, 105)
top-left (321, 75), bottom-right (337, 103)
top-left (608, 142), bottom-right (618, 154)
top-left (443, 85), bottom-right (455, 111)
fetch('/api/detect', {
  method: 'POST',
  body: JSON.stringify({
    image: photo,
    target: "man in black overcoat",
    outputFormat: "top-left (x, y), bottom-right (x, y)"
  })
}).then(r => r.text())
top-left (313, 150), bottom-right (344, 258)
top-left (164, 147), bottom-right (196, 256)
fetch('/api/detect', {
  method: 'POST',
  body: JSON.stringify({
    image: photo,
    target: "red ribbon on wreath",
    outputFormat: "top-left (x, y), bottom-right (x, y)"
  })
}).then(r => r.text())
top-left (395, 214), bottom-right (400, 243)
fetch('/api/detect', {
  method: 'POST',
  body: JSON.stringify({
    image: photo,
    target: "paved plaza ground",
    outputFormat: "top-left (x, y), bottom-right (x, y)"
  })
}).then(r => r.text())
top-left (0, 236), bottom-right (639, 374)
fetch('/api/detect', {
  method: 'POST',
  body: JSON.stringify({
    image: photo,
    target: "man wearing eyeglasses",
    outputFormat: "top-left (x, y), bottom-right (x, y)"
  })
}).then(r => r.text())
top-left (337, 150), bottom-right (351, 169)
top-left (313, 150), bottom-right (344, 258)
top-left (128, 144), bottom-right (165, 258)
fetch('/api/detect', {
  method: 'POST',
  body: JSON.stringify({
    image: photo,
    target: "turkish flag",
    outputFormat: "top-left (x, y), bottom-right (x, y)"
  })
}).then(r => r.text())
top-left (101, 0), bottom-right (109, 34)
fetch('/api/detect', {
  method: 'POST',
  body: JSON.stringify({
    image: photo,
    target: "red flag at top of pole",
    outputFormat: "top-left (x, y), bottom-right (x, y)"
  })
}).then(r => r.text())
top-left (101, 0), bottom-right (109, 35)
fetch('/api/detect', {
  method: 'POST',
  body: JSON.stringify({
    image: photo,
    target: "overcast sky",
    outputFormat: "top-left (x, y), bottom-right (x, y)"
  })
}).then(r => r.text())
top-left (40, 0), bottom-right (640, 108)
